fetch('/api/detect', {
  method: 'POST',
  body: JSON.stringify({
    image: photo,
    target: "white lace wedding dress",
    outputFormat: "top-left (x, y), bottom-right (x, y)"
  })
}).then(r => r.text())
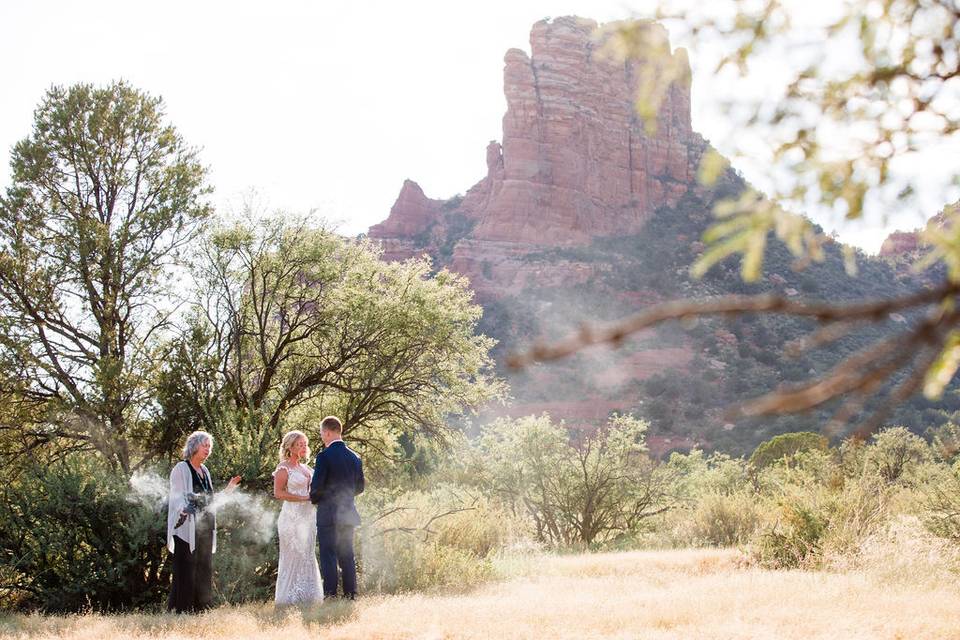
top-left (274, 463), bottom-right (323, 605)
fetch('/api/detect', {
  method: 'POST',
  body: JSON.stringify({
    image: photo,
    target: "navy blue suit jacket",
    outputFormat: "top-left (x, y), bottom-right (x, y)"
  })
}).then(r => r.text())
top-left (309, 440), bottom-right (364, 527)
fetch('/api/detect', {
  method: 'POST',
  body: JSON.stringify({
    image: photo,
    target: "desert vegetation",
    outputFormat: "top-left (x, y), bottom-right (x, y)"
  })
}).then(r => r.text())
top-left (3, 0), bottom-right (960, 637)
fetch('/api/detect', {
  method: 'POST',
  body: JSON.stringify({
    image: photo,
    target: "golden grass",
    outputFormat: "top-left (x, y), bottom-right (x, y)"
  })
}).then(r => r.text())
top-left (3, 548), bottom-right (960, 639)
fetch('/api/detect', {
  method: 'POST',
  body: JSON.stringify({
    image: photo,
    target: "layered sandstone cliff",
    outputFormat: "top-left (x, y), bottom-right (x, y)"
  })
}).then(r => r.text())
top-left (368, 16), bottom-right (707, 297)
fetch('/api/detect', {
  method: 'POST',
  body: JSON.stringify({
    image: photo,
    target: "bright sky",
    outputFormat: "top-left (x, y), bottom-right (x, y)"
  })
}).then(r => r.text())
top-left (0, 0), bottom-right (953, 253)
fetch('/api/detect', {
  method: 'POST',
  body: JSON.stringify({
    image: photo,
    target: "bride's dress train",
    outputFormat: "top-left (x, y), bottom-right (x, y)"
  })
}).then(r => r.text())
top-left (274, 464), bottom-right (323, 605)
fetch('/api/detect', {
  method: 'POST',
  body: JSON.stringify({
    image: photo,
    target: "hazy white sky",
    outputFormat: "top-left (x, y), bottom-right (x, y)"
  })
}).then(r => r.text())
top-left (0, 0), bottom-right (953, 252)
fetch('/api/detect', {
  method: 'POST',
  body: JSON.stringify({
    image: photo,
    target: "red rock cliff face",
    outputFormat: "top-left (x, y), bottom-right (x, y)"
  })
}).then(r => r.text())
top-left (368, 180), bottom-right (445, 262)
top-left (368, 16), bottom-right (707, 297)
top-left (878, 210), bottom-right (950, 258)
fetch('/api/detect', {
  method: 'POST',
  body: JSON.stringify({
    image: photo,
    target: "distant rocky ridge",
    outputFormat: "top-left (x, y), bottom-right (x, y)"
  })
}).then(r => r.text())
top-left (879, 210), bottom-right (950, 257)
top-left (366, 16), bottom-right (952, 453)
top-left (369, 16), bottom-right (707, 300)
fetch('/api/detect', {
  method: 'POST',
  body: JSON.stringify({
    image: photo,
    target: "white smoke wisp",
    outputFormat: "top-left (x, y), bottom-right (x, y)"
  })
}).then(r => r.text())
top-left (127, 471), bottom-right (279, 544)
top-left (128, 470), bottom-right (169, 511)
top-left (210, 490), bottom-right (278, 545)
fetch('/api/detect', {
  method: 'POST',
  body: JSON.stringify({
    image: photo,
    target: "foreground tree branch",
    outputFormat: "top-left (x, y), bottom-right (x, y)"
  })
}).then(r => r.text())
top-left (508, 282), bottom-right (960, 435)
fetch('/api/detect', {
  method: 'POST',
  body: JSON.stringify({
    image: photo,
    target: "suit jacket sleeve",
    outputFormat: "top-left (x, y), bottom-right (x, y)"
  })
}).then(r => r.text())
top-left (309, 452), bottom-right (327, 505)
top-left (355, 455), bottom-right (364, 496)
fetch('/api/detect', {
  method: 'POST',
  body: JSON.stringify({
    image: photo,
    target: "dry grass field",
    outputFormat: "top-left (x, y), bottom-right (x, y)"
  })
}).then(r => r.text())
top-left (3, 548), bottom-right (960, 639)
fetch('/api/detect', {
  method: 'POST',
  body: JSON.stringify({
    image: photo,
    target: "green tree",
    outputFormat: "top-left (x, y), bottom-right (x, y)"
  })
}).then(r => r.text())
top-left (0, 81), bottom-right (210, 473)
top-left (749, 431), bottom-right (829, 471)
top-left (473, 414), bottom-right (670, 546)
top-left (177, 214), bottom-right (504, 482)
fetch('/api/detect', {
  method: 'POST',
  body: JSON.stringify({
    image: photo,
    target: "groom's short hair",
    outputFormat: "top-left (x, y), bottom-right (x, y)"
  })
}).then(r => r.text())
top-left (321, 416), bottom-right (342, 433)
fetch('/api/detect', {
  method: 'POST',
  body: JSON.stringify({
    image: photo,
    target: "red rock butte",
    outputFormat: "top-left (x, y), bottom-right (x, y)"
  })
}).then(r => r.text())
top-left (368, 16), bottom-right (708, 298)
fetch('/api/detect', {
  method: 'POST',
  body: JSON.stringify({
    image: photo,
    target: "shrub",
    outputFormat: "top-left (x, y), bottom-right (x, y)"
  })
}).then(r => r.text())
top-left (360, 534), bottom-right (494, 594)
top-left (922, 461), bottom-right (960, 541)
top-left (684, 492), bottom-right (763, 547)
top-left (828, 515), bottom-right (960, 586)
top-left (210, 493), bottom-right (280, 604)
top-left (863, 426), bottom-right (931, 484)
top-left (750, 475), bottom-right (888, 569)
top-left (0, 457), bottom-right (168, 612)
top-left (357, 487), bottom-right (517, 594)
top-left (751, 497), bottom-right (829, 569)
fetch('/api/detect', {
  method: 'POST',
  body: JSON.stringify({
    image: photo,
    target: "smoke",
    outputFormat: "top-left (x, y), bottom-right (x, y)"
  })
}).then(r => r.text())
top-left (498, 287), bottom-right (659, 411)
top-left (128, 470), bottom-right (169, 510)
top-left (210, 490), bottom-right (278, 545)
top-left (127, 470), bottom-right (278, 545)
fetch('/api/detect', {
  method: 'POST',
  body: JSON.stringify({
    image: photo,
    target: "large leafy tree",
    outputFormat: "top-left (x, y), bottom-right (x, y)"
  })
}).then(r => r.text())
top-left (171, 214), bottom-right (505, 481)
top-left (0, 82), bottom-right (211, 473)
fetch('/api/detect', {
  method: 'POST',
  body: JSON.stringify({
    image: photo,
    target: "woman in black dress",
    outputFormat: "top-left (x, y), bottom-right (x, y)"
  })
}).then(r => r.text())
top-left (166, 431), bottom-right (240, 613)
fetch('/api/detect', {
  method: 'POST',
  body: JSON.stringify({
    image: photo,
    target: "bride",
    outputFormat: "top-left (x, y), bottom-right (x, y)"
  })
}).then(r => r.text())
top-left (273, 430), bottom-right (323, 605)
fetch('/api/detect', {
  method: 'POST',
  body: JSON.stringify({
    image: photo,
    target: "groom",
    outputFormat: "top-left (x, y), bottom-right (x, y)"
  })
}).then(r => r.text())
top-left (309, 415), bottom-right (365, 599)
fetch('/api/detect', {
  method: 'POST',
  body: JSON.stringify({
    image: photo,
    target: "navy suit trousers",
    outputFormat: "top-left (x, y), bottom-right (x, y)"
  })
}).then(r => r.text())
top-left (318, 524), bottom-right (357, 597)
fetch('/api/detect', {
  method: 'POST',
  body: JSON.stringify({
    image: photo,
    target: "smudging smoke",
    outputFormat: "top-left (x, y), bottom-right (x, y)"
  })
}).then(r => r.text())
top-left (129, 470), bottom-right (278, 544)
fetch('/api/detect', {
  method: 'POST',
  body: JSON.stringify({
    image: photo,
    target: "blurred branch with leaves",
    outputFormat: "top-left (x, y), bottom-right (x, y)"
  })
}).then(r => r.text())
top-left (512, 0), bottom-right (960, 435)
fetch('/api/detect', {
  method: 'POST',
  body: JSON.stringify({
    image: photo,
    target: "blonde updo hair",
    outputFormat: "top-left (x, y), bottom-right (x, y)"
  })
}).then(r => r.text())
top-left (279, 430), bottom-right (310, 464)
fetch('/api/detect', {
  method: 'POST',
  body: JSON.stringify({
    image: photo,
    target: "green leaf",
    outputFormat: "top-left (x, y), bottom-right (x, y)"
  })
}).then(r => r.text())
top-left (924, 332), bottom-right (960, 400)
top-left (698, 149), bottom-right (729, 186)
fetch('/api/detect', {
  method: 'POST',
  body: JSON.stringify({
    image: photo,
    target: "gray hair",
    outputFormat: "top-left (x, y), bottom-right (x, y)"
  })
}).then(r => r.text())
top-left (182, 431), bottom-right (213, 460)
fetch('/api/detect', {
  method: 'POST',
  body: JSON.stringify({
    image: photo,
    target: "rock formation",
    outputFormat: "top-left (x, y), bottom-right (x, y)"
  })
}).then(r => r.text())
top-left (878, 210), bottom-right (950, 257)
top-left (368, 16), bottom-right (707, 298)
top-left (879, 230), bottom-right (922, 257)
top-left (365, 16), bottom-right (953, 453)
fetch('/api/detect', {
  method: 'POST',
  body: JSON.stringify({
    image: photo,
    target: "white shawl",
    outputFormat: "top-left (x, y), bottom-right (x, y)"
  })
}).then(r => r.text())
top-left (167, 461), bottom-right (218, 554)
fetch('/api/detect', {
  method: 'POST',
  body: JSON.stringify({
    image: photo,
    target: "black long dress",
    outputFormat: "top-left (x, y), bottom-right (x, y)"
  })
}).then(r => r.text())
top-left (167, 462), bottom-right (215, 613)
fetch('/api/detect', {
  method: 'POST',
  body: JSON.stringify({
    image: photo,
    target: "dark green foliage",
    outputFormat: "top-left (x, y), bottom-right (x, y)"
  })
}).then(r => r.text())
top-left (749, 432), bottom-right (829, 470)
top-left (0, 457), bottom-right (168, 612)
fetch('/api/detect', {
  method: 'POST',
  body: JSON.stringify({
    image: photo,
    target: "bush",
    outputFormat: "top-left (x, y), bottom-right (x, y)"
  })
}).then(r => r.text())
top-left (357, 487), bottom-right (517, 594)
top-left (750, 474), bottom-right (888, 569)
top-left (922, 461), bottom-right (960, 541)
top-left (0, 457), bottom-right (168, 612)
top-left (863, 426), bottom-right (931, 484)
top-left (836, 515), bottom-right (960, 585)
top-left (684, 492), bottom-right (762, 547)
top-left (751, 497), bottom-right (829, 569)
top-left (360, 534), bottom-right (494, 594)
top-left (210, 492), bottom-right (280, 604)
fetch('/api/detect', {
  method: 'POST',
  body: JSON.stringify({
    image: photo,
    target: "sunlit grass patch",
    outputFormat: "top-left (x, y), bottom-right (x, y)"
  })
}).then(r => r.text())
top-left (4, 548), bottom-right (960, 639)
